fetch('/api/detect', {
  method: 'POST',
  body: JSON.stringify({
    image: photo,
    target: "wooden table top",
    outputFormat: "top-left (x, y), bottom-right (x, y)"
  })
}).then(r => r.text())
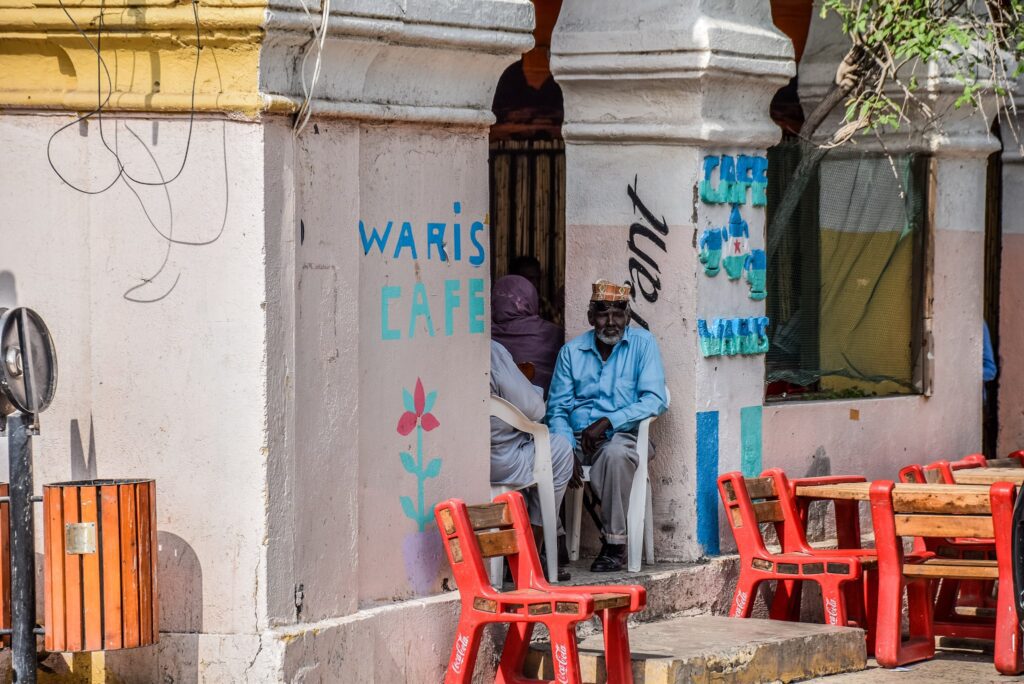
top-left (794, 482), bottom-right (995, 514)
top-left (953, 468), bottom-right (1024, 485)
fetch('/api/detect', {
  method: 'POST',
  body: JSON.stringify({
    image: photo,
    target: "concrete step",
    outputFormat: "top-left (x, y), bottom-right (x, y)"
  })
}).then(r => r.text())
top-left (558, 556), bottom-right (742, 633)
top-left (525, 615), bottom-right (867, 684)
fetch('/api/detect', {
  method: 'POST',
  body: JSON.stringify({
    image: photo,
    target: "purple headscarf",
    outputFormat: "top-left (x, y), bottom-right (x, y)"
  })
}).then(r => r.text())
top-left (491, 275), bottom-right (564, 394)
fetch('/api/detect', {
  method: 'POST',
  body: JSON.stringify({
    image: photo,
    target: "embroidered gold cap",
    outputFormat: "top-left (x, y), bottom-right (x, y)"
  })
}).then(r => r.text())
top-left (591, 279), bottom-right (632, 302)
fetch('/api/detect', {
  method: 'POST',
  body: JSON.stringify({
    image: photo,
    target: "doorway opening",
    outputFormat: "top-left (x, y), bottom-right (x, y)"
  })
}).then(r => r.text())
top-left (489, 0), bottom-right (566, 327)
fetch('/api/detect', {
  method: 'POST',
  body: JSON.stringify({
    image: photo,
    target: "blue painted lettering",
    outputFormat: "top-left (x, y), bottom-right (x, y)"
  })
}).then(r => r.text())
top-left (469, 222), bottom-right (486, 267)
top-left (427, 222), bottom-right (448, 261)
top-left (444, 280), bottom-right (461, 336)
top-left (393, 221), bottom-right (418, 260)
top-left (359, 220), bottom-right (392, 255)
top-left (381, 286), bottom-right (402, 340)
top-left (468, 278), bottom-right (485, 334)
top-left (408, 282), bottom-right (435, 338)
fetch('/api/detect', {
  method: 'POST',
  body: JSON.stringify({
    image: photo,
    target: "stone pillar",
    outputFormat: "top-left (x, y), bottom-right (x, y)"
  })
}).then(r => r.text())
top-left (551, 0), bottom-right (794, 560)
top-left (761, 9), bottom-right (997, 488)
top-left (0, 0), bottom-right (531, 680)
top-left (999, 109), bottom-right (1024, 456)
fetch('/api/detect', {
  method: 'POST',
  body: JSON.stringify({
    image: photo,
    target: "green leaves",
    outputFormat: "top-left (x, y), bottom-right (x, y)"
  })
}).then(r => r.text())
top-left (818, 0), bottom-right (1024, 141)
top-left (400, 451), bottom-right (417, 473)
top-left (424, 458), bottom-right (442, 479)
top-left (400, 496), bottom-right (417, 522)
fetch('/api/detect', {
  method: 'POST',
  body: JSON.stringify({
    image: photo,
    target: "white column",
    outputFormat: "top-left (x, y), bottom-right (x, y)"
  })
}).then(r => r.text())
top-left (552, 0), bottom-right (794, 560)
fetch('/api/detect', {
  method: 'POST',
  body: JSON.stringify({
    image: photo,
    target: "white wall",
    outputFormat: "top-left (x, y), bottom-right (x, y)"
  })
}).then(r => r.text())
top-left (0, 113), bottom-right (272, 680)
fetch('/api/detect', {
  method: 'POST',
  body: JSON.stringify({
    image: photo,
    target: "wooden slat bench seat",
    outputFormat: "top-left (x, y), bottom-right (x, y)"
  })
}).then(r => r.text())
top-left (435, 493), bottom-right (647, 683)
top-left (868, 480), bottom-right (1021, 675)
top-left (902, 558), bottom-right (998, 580)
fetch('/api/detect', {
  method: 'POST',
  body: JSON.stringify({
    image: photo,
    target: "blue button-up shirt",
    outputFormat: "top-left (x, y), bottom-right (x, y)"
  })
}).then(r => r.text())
top-left (545, 326), bottom-right (668, 447)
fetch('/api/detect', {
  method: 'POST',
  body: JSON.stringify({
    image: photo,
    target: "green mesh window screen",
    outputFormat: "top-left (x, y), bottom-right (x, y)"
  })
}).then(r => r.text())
top-left (765, 142), bottom-right (927, 401)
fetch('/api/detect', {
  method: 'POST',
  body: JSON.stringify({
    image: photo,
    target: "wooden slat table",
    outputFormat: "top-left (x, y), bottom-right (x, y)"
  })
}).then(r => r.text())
top-left (953, 467), bottom-right (1024, 485)
top-left (794, 482), bottom-right (995, 514)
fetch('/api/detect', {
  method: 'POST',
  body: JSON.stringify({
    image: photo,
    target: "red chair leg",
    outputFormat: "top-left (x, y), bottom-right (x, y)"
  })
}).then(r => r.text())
top-left (933, 577), bottom-right (959, 625)
top-left (496, 622), bottom-right (535, 684)
top-left (873, 571), bottom-right (906, 668)
top-left (907, 579), bottom-right (934, 641)
top-left (862, 570), bottom-right (879, 657)
top-left (994, 572), bottom-right (1024, 675)
top-left (548, 620), bottom-right (584, 684)
top-left (730, 572), bottom-right (760, 618)
top-left (599, 608), bottom-right (634, 684)
top-left (819, 579), bottom-right (849, 627)
top-left (833, 500), bottom-right (862, 550)
top-left (444, 618), bottom-right (484, 684)
top-left (841, 577), bottom-right (866, 629)
top-left (769, 579), bottom-right (802, 621)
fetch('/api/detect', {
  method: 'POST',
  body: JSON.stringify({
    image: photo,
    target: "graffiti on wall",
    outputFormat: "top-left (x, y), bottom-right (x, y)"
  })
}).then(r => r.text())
top-left (697, 317), bottom-right (770, 357)
top-left (699, 208), bottom-right (765, 301)
top-left (396, 378), bottom-right (447, 595)
top-left (699, 154), bottom-right (768, 207)
top-left (360, 201), bottom-right (487, 340)
top-left (626, 175), bottom-right (669, 330)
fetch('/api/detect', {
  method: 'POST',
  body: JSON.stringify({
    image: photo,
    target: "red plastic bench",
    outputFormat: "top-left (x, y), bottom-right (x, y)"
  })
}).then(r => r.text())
top-left (718, 471), bottom-right (869, 630)
top-left (868, 480), bottom-right (1022, 674)
top-left (434, 491), bottom-right (646, 683)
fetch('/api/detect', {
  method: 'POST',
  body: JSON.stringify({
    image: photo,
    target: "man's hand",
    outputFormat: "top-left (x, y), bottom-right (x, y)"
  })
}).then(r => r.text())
top-left (580, 417), bottom-right (612, 457)
top-left (569, 454), bottom-right (585, 489)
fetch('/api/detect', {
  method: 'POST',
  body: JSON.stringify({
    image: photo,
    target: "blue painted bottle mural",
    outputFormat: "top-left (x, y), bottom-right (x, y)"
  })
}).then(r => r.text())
top-left (698, 227), bottom-right (723, 277)
top-left (721, 206), bottom-right (750, 281)
top-left (396, 378), bottom-right (446, 595)
top-left (699, 154), bottom-right (768, 207)
top-left (697, 317), bottom-right (770, 357)
top-left (744, 249), bottom-right (767, 301)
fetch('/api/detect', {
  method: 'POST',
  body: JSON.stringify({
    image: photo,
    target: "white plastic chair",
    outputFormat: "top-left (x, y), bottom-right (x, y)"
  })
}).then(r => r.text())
top-left (489, 394), bottom-right (559, 585)
top-left (564, 388), bottom-right (670, 573)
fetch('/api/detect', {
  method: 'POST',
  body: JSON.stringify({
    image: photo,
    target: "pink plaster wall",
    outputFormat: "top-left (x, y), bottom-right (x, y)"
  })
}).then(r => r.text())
top-left (764, 227), bottom-right (984, 480)
top-left (356, 127), bottom-right (492, 604)
top-left (998, 233), bottom-right (1024, 455)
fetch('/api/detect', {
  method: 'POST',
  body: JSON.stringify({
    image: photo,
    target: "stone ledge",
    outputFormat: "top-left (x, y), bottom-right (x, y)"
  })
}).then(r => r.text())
top-left (526, 615), bottom-right (867, 684)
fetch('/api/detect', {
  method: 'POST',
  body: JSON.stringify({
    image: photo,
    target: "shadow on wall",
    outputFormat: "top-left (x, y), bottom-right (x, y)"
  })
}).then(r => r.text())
top-left (69, 417), bottom-right (97, 481)
top-left (0, 271), bottom-right (16, 309)
top-left (104, 532), bottom-right (204, 683)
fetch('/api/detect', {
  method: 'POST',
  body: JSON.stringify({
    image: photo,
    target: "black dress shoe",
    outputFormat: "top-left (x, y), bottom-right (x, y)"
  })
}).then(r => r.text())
top-left (539, 551), bottom-right (572, 582)
top-left (589, 543), bottom-right (627, 572)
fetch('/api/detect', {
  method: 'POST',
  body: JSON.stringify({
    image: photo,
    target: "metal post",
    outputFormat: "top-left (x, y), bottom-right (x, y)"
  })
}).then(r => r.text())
top-left (8, 413), bottom-right (37, 683)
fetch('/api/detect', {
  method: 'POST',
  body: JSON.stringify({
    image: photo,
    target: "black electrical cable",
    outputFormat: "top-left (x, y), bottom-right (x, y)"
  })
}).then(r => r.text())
top-left (46, 0), bottom-right (200, 193)
top-left (45, 0), bottom-right (123, 194)
top-left (107, 0), bottom-right (201, 186)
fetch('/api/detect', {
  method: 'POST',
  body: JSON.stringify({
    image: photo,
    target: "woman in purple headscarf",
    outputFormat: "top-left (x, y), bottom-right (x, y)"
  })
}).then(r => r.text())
top-left (492, 275), bottom-right (565, 394)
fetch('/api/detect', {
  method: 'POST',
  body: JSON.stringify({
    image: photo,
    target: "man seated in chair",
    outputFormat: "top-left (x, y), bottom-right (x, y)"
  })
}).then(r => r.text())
top-left (490, 340), bottom-right (575, 580)
top-left (546, 280), bottom-right (668, 572)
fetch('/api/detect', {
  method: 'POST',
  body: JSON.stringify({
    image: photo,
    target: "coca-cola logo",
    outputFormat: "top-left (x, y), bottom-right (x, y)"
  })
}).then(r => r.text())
top-left (451, 633), bottom-right (470, 674)
top-left (554, 643), bottom-right (570, 683)
top-left (824, 597), bottom-right (839, 625)
top-left (734, 589), bottom-right (749, 615)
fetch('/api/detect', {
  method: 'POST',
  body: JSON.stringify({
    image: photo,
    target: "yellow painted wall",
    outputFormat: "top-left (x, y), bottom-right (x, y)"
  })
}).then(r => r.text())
top-left (818, 227), bottom-right (915, 396)
top-left (0, 0), bottom-right (266, 116)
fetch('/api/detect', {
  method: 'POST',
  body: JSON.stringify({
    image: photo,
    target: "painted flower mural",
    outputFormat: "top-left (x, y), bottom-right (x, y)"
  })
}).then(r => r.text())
top-left (396, 378), bottom-right (445, 595)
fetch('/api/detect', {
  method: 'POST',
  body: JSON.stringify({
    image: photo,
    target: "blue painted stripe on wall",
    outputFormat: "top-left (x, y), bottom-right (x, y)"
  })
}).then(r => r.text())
top-left (696, 411), bottom-right (720, 555)
top-left (740, 405), bottom-right (763, 477)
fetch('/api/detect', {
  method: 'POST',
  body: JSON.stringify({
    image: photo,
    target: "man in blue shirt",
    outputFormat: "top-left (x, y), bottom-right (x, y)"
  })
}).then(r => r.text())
top-left (546, 280), bottom-right (668, 571)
